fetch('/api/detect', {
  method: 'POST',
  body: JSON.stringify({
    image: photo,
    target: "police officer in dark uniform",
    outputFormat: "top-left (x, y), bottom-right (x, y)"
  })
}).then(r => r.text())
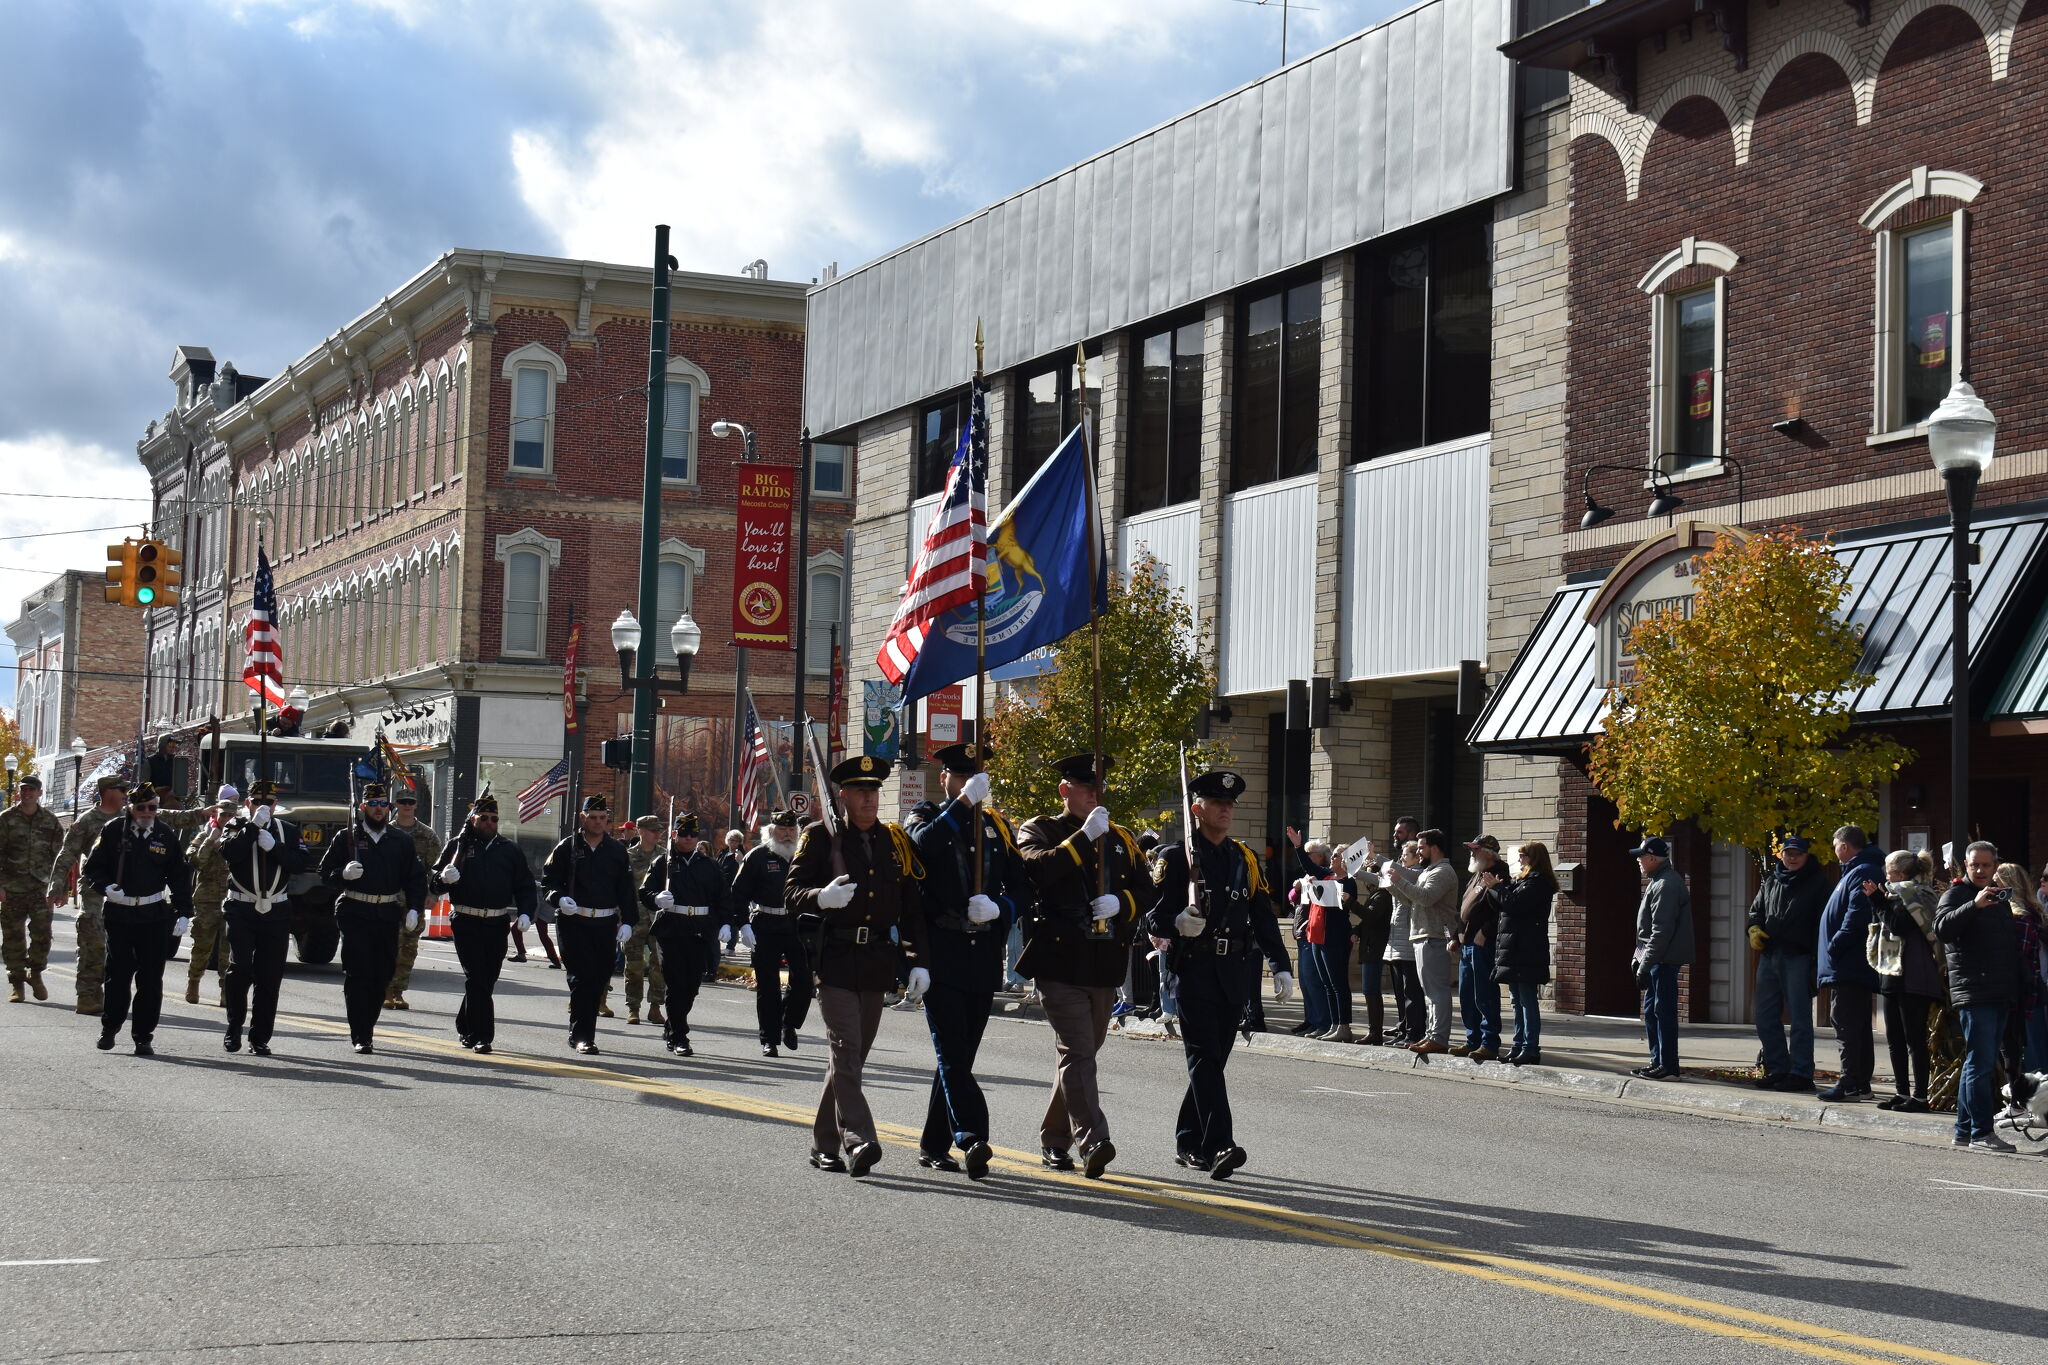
top-left (784, 755), bottom-right (927, 1176)
top-left (1144, 769), bottom-right (1294, 1180)
top-left (638, 812), bottom-right (728, 1057)
top-left (319, 782), bottom-right (428, 1055)
top-left (542, 794), bottom-right (637, 1055)
top-left (218, 779), bottom-right (309, 1056)
top-left (82, 783), bottom-right (192, 1056)
top-left (1015, 753), bottom-right (1147, 1179)
top-left (905, 742), bottom-right (1028, 1179)
top-left (731, 808), bottom-right (808, 1056)
top-left (431, 794), bottom-right (537, 1054)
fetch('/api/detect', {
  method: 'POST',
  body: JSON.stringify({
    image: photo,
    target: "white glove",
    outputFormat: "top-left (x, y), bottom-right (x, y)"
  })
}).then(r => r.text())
top-left (654, 890), bottom-right (676, 911)
top-left (1081, 806), bottom-right (1111, 842)
top-left (173, 917), bottom-right (191, 937)
top-left (1174, 909), bottom-right (1207, 937)
top-left (557, 896), bottom-right (578, 912)
top-left (404, 910), bottom-right (420, 933)
top-left (817, 875), bottom-right (857, 910)
top-left (439, 864), bottom-right (461, 884)
top-left (1089, 894), bottom-right (1120, 922)
top-left (741, 924), bottom-right (757, 950)
top-left (616, 923), bottom-right (633, 947)
top-left (515, 914), bottom-right (532, 931)
top-left (966, 894), bottom-right (1002, 925)
top-left (341, 861), bottom-right (365, 881)
top-left (961, 773), bottom-right (990, 807)
top-left (104, 884), bottom-right (124, 900)
top-left (251, 805), bottom-right (271, 828)
top-left (1272, 971), bottom-right (1296, 1002)
top-left (256, 829), bottom-right (276, 852)
top-left (904, 966), bottom-right (931, 1003)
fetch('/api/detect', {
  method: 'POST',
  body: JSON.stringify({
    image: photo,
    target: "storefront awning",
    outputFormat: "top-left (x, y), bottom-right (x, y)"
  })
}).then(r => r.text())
top-left (1990, 595), bottom-right (2048, 722)
top-left (1471, 512), bottom-right (2048, 755)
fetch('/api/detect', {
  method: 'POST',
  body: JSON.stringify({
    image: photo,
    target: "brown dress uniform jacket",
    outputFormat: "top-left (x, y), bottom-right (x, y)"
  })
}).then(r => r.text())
top-left (784, 820), bottom-right (926, 993)
top-left (1015, 813), bottom-right (1146, 989)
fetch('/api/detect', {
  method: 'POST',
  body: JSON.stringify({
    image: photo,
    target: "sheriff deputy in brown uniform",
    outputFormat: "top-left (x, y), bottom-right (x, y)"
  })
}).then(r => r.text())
top-left (1016, 753), bottom-right (1147, 1179)
top-left (784, 755), bottom-right (927, 1176)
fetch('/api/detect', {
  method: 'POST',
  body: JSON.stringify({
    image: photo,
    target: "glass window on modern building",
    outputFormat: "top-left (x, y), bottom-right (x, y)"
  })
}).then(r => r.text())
top-left (811, 441), bottom-right (850, 498)
top-left (916, 392), bottom-right (967, 498)
top-left (1234, 279), bottom-right (1322, 490)
top-left (1128, 318), bottom-right (1205, 515)
top-left (1357, 215), bottom-right (1491, 460)
top-left (1013, 345), bottom-right (1101, 489)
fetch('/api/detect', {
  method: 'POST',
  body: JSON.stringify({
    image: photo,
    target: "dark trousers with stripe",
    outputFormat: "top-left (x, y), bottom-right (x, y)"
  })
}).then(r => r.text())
top-left (336, 902), bottom-right (402, 1045)
top-left (1175, 952), bottom-right (1252, 1156)
top-left (102, 909), bottom-right (173, 1045)
top-left (223, 905), bottom-right (290, 1047)
top-left (922, 981), bottom-right (995, 1154)
top-left (450, 913), bottom-right (511, 1046)
top-left (557, 914), bottom-right (616, 1044)
top-left (751, 914), bottom-right (813, 1043)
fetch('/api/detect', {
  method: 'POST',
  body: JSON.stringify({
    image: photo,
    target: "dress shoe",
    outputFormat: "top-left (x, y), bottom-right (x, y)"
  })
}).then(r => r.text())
top-left (1041, 1147), bottom-right (1076, 1172)
top-left (1469, 1047), bottom-right (1499, 1062)
top-left (223, 1030), bottom-right (242, 1053)
top-left (469, 1041), bottom-right (491, 1054)
top-left (546, 959), bottom-right (563, 970)
top-left (783, 1027), bottom-right (799, 1051)
top-left (1081, 1140), bottom-right (1116, 1180)
top-left (668, 1040), bottom-right (693, 1057)
top-left (1773, 1074), bottom-right (1816, 1093)
top-left (1448, 1044), bottom-right (1473, 1057)
top-left (917, 1152), bottom-right (963, 1172)
top-left (761, 1043), bottom-right (779, 1058)
top-left (28, 972), bottom-right (47, 1001)
top-left (627, 1010), bottom-right (642, 1025)
top-left (250, 1044), bottom-right (272, 1057)
top-left (133, 1042), bottom-right (155, 1057)
top-left (1753, 1072), bottom-right (1785, 1090)
top-left (962, 1140), bottom-right (993, 1182)
top-left (1895, 1096), bottom-right (1930, 1113)
top-left (574, 1040), bottom-right (600, 1055)
top-left (6, 981), bottom-right (21, 1003)
top-left (1411, 1040), bottom-right (1447, 1056)
top-left (95, 1034), bottom-right (116, 1051)
top-left (184, 981), bottom-right (200, 1005)
top-left (507, 951), bottom-right (528, 963)
top-left (809, 1151), bottom-right (848, 1173)
top-left (1174, 1152), bottom-right (1213, 1172)
top-left (649, 1005), bottom-right (667, 1025)
top-left (1209, 1146), bottom-right (1248, 1181)
top-left (847, 1141), bottom-right (883, 1177)
top-left (353, 1042), bottom-right (374, 1055)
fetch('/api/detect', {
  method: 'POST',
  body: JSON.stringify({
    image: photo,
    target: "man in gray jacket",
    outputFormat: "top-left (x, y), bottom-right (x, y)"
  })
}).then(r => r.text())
top-left (1630, 836), bottom-right (1693, 1079)
top-left (1386, 829), bottom-right (1461, 1054)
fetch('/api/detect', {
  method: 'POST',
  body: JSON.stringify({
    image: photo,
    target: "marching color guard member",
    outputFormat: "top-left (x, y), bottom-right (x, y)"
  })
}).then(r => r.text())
top-left (785, 755), bottom-right (927, 1176)
top-left (1144, 769), bottom-right (1294, 1180)
top-left (541, 794), bottom-right (637, 1055)
top-left (732, 809), bottom-right (809, 1057)
top-left (218, 779), bottom-right (309, 1056)
top-left (431, 794), bottom-right (537, 1054)
top-left (638, 812), bottom-right (728, 1057)
top-left (1016, 754), bottom-right (1148, 1179)
top-left (173, 787), bottom-right (241, 1006)
top-left (905, 742), bottom-right (1028, 1179)
top-left (318, 782), bottom-right (427, 1055)
top-left (81, 783), bottom-right (192, 1055)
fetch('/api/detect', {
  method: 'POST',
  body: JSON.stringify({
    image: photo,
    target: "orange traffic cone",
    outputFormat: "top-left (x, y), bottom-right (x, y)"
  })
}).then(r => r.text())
top-left (425, 895), bottom-right (454, 941)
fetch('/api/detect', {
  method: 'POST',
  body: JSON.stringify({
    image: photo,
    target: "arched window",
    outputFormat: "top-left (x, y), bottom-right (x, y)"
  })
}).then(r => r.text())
top-left (807, 554), bottom-right (845, 675)
top-left (653, 539), bottom-right (707, 664)
top-left (501, 343), bottom-right (567, 475)
top-left (495, 529), bottom-right (559, 661)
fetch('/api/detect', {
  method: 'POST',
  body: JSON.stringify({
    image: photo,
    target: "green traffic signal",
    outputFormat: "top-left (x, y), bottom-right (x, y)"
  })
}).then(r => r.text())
top-left (137, 586), bottom-right (156, 604)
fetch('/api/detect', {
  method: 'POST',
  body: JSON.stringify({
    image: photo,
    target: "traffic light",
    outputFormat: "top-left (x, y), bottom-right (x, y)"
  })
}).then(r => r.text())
top-left (103, 542), bottom-right (137, 604)
top-left (153, 542), bottom-right (182, 608)
top-left (101, 538), bottom-right (180, 608)
top-left (133, 540), bottom-right (162, 606)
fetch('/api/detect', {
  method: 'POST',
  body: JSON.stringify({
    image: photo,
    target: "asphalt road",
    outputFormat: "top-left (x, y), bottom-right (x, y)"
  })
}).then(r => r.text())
top-left (3, 919), bottom-right (2044, 1365)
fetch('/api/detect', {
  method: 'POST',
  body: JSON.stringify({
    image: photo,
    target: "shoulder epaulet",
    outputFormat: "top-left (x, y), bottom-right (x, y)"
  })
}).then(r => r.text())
top-left (1111, 823), bottom-right (1141, 866)
top-left (985, 807), bottom-right (1018, 851)
top-left (1233, 838), bottom-right (1266, 894)
top-left (881, 821), bottom-right (925, 880)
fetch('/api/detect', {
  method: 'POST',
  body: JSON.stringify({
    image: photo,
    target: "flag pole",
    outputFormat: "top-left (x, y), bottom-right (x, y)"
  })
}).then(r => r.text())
top-left (972, 320), bottom-right (988, 896)
top-left (1077, 344), bottom-right (1106, 904)
top-left (254, 539), bottom-right (268, 782)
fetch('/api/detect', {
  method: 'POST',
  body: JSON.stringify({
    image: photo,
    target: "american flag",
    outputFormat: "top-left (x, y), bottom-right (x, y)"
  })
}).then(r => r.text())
top-left (735, 695), bottom-right (770, 832)
top-left (877, 375), bottom-right (988, 686)
top-left (516, 757), bottom-right (571, 824)
top-left (242, 544), bottom-right (288, 708)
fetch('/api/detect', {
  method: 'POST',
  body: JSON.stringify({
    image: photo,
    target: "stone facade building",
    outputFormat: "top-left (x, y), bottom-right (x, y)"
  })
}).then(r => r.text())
top-left (4, 571), bottom-right (146, 808)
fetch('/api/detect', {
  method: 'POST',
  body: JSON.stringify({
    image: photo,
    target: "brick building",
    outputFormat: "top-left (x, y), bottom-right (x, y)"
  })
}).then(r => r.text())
top-left (136, 251), bottom-right (842, 860)
top-left (4, 570), bottom-right (146, 808)
top-left (1482, 0), bottom-right (2048, 1021)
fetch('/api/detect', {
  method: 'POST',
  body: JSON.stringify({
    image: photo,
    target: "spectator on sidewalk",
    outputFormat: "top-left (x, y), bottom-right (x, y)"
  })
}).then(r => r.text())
top-left (1454, 835), bottom-right (1504, 1060)
top-left (1380, 834), bottom-right (1424, 1046)
top-left (1816, 826), bottom-right (1885, 1103)
top-left (1991, 863), bottom-right (2046, 1103)
top-left (1287, 834), bottom-right (1355, 1042)
top-left (1489, 841), bottom-right (1556, 1066)
top-left (1746, 835), bottom-right (1830, 1093)
top-left (1629, 836), bottom-right (1692, 1080)
top-left (1354, 857), bottom-right (1394, 1046)
top-left (1936, 841), bottom-right (2020, 1152)
top-left (1867, 850), bottom-right (1943, 1113)
top-left (1387, 829), bottom-right (1459, 1055)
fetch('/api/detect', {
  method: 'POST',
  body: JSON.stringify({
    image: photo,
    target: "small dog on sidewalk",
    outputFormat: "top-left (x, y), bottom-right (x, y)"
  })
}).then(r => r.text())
top-left (1995, 1072), bottom-right (2048, 1143)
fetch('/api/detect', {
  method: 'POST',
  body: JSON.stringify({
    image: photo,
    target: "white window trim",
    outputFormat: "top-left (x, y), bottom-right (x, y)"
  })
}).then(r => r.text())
top-left (809, 440), bottom-right (852, 499)
top-left (805, 550), bottom-right (846, 675)
top-left (1869, 208), bottom-right (1967, 441)
top-left (661, 356), bottom-right (710, 487)
top-left (501, 342), bottom-right (567, 476)
top-left (1645, 270), bottom-right (1728, 474)
top-left (494, 528), bottom-right (561, 661)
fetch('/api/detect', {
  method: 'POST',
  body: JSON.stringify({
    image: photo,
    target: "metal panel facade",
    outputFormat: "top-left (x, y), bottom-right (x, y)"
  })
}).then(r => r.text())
top-left (1339, 437), bottom-right (1491, 681)
top-left (1221, 474), bottom-right (1319, 696)
top-left (1118, 503), bottom-right (1201, 607)
top-left (803, 0), bottom-right (1515, 436)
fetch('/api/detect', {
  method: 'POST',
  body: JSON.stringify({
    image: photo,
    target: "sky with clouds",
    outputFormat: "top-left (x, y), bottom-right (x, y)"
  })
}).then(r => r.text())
top-left (0, 0), bottom-right (1398, 716)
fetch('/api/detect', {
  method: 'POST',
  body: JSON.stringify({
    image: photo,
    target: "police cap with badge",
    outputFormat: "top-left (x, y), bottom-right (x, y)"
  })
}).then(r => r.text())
top-left (932, 742), bottom-right (991, 775)
top-left (830, 755), bottom-right (888, 789)
top-left (1189, 770), bottom-right (1245, 802)
top-left (1053, 753), bottom-right (1113, 786)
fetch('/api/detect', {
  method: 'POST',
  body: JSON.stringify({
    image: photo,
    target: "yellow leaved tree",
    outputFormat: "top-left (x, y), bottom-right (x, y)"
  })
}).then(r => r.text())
top-left (1587, 529), bottom-right (1912, 866)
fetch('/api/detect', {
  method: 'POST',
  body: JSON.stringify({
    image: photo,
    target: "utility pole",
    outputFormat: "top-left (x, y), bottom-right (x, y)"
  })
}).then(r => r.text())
top-left (790, 429), bottom-right (813, 797)
top-left (629, 225), bottom-right (675, 819)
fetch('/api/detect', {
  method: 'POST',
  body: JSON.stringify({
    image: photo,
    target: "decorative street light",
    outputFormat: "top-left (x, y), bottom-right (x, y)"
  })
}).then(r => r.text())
top-left (4, 750), bottom-right (17, 803)
top-left (1927, 380), bottom-right (1998, 871)
top-left (612, 608), bottom-right (700, 694)
top-left (69, 736), bottom-right (87, 815)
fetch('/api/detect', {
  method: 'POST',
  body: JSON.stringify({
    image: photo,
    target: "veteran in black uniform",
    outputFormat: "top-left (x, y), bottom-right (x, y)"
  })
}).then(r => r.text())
top-left (1015, 753), bottom-right (1148, 1179)
top-left (1144, 769), bottom-right (1294, 1180)
top-left (431, 794), bottom-right (537, 1054)
top-left (542, 794), bottom-right (638, 1055)
top-left (81, 783), bottom-right (193, 1055)
top-left (733, 809), bottom-right (808, 1056)
top-left (218, 779), bottom-right (309, 1056)
top-left (784, 755), bottom-right (927, 1176)
top-left (905, 742), bottom-right (1029, 1179)
top-left (319, 782), bottom-right (428, 1054)
top-left (638, 812), bottom-right (729, 1057)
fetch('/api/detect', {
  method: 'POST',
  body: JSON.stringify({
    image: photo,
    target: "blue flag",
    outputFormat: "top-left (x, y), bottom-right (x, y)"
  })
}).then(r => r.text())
top-left (896, 423), bottom-right (1106, 704)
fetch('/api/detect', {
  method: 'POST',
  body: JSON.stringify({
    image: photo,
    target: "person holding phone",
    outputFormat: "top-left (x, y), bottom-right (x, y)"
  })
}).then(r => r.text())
top-left (1936, 842), bottom-right (2020, 1152)
top-left (1865, 850), bottom-right (1941, 1112)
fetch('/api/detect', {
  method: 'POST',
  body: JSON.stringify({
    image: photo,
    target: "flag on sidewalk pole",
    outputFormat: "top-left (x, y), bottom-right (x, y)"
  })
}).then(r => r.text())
top-left (877, 376), bottom-right (988, 692)
top-left (736, 695), bottom-right (770, 833)
top-left (242, 544), bottom-right (288, 709)
top-left (517, 757), bottom-right (571, 824)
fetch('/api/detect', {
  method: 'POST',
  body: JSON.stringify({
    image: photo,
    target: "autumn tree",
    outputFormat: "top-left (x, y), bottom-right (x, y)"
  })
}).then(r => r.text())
top-left (0, 711), bottom-right (31, 792)
top-left (1587, 528), bottom-right (1912, 866)
top-left (985, 553), bottom-right (1229, 824)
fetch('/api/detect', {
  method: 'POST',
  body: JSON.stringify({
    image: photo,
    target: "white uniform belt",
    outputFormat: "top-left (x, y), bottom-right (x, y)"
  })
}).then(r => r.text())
top-left (341, 890), bottom-right (405, 906)
top-left (659, 904), bottom-right (711, 917)
top-left (750, 902), bottom-right (787, 916)
top-left (557, 905), bottom-right (616, 917)
top-left (104, 888), bottom-right (171, 907)
top-left (451, 904), bottom-right (516, 918)
top-left (224, 888), bottom-right (286, 913)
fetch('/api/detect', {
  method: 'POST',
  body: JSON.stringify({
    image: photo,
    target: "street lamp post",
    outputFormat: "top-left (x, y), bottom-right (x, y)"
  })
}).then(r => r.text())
top-left (611, 609), bottom-right (702, 695)
top-left (69, 736), bottom-right (86, 815)
top-left (1927, 381), bottom-right (1998, 872)
top-left (4, 751), bottom-right (17, 803)
top-left (711, 420), bottom-right (761, 812)
top-left (630, 224), bottom-right (679, 820)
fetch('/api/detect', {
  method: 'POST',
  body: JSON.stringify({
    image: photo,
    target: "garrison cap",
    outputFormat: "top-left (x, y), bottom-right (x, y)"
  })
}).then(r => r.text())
top-left (1188, 770), bottom-right (1245, 801)
top-left (769, 809), bottom-right (799, 828)
top-left (470, 794), bottom-right (500, 816)
top-left (361, 782), bottom-right (391, 801)
top-left (580, 794), bottom-right (609, 814)
top-left (831, 755), bottom-right (888, 789)
top-left (247, 778), bottom-right (278, 800)
top-left (1055, 753), bottom-right (1113, 786)
top-left (128, 782), bottom-right (161, 806)
top-left (674, 812), bottom-right (701, 836)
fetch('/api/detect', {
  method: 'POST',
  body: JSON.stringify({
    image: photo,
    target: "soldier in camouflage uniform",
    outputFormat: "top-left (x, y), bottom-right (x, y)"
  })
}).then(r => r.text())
top-left (384, 792), bottom-right (442, 1010)
top-left (168, 787), bottom-right (240, 1005)
top-left (0, 775), bottom-right (65, 1003)
top-left (48, 776), bottom-right (130, 1015)
top-left (622, 814), bottom-right (668, 1026)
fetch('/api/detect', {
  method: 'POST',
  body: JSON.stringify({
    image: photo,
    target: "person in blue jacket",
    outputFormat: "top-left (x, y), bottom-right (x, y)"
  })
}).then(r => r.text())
top-left (1816, 825), bottom-right (1886, 1103)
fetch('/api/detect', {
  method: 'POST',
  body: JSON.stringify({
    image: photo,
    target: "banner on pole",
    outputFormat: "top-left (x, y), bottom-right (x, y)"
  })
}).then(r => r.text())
top-left (562, 620), bottom-right (582, 733)
top-left (733, 464), bottom-right (797, 648)
top-left (926, 685), bottom-right (964, 744)
top-left (862, 679), bottom-right (900, 760)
